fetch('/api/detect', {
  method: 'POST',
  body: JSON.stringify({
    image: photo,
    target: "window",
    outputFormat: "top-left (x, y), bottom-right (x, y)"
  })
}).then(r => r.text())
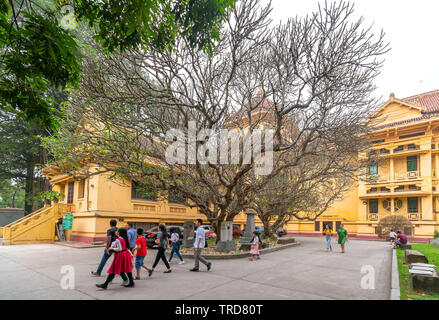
top-left (168, 188), bottom-right (186, 204)
top-left (408, 197), bottom-right (418, 213)
top-left (408, 184), bottom-right (417, 190)
top-left (370, 188), bottom-right (378, 192)
top-left (371, 139), bottom-right (385, 144)
top-left (432, 144), bottom-right (436, 150)
top-left (407, 144), bottom-right (417, 150)
top-left (78, 180), bottom-right (85, 199)
top-left (394, 145), bottom-right (404, 152)
top-left (67, 182), bottom-right (74, 204)
top-left (399, 132), bottom-right (425, 139)
top-left (380, 149), bottom-right (390, 154)
top-left (369, 199), bottom-right (378, 213)
top-left (395, 185), bottom-right (404, 191)
top-left (314, 221), bottom-right (320, 232)
top-left (131, 182), bottom-right (157, 201)
top-left (407, 156), bottom-right (417, 172)
top-left (369, 165), bottom-right (378, 176)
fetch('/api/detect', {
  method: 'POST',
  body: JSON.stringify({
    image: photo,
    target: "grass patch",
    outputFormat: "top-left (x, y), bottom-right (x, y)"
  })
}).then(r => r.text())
top-left (397, 244), bottom-right (439, 300)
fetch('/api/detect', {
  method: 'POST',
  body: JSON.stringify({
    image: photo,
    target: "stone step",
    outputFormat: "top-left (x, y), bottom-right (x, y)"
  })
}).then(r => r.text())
top-left (409, 269), bottom-right (434, 277)
top-left (410, 263), bottom-right (436, 268)
top-left (411, 266), bottom-right (436, 272)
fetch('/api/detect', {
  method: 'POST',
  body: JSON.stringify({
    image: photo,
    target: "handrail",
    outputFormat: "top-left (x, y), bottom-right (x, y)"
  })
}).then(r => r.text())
top-left (7, 206), bottom-right (53, 229)
top-left (3, 206), bottom-right (48, 228)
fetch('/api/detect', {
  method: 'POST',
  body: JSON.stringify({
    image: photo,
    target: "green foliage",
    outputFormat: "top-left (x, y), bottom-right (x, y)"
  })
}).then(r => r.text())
top-left (434, 231), bottom-right (439, 239)
top-left (0, 0), bottom-right (235, 127)
top-left (397, 244), bottom-right (439, 300)
top-left (0, 2), bottom-right (81, 128)
top-left (72, 0), bottom-right (236, 54)
top-left (39, 190), bottom-right (65, 201)
top-left (0, 179), bottom-right (25, 208)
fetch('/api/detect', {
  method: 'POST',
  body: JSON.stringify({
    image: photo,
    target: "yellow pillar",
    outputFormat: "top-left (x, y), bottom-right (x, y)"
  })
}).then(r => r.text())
top-left (435, 154), bottom-right (439, 178)
top-left (390, 197), bottom-right (395, 215)
top-left (390, 158), bottom-right (394, 181)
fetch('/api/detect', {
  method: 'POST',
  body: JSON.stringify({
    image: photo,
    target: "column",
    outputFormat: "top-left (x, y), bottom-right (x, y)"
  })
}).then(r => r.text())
top-left (390, 196), bottom-right (395, 215)
top-left (390, 158), bottom-right (394, 181)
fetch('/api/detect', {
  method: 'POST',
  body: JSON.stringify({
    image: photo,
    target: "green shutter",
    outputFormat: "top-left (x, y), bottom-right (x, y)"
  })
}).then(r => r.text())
top-left (407, 156), bottom-right (417, 172)
top-left (408, 197), bottom-right (418, 213)
top-left (369, 199), bottom-right (378, 213)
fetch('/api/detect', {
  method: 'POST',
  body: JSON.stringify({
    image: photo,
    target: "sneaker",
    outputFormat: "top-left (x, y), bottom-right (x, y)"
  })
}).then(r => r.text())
top-left (164, 269), bottom-right (172, 273)
top-left (96, 283), bottom-right (107, 290)
top-left (207, 263), bottom-right (212, 271)
top-left (91, 271), bottom-right (101, 277)
top-left (178, 261), bottom-right (185, 265)
top-left (148, 269), bottom-right (153, 277)
top-left (134, 277), bottom-right (141, 280)
top-left (189, 268), bottom-right (199, 272)
top-left (124, 283), bottom-right (135, 288)
top-left (121, 280), bottom-right (129, 286)
top-left (256, 256), bottom-right (260, 260)
top-left (249, 257), bottom-right (254, 261)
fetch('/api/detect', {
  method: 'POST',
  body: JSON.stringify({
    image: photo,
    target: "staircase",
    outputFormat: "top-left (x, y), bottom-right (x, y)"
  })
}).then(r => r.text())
top-left (1, 203), bottom-right (74, 245)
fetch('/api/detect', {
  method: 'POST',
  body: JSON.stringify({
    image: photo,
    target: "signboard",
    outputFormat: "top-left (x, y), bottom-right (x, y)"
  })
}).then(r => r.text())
top-left (62, 213), bottom-right (74, 230)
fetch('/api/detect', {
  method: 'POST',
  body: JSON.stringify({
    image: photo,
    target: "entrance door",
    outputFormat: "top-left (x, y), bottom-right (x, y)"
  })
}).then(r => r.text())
top-left (67, 182), bottom-right (74, 204)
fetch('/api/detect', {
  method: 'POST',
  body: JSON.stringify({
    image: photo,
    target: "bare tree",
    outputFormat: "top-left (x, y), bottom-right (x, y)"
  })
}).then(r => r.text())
top-left (44, 0), bottom-right (388, 240)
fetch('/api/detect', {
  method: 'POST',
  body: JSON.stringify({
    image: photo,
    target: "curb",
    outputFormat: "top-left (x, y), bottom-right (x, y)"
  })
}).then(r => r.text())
top-left (179, 242), bottom-right (300, 260)
top-left (390, 248), bottom-right (401, 300)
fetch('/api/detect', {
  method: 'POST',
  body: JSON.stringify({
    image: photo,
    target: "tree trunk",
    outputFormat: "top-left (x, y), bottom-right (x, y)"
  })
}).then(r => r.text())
top-left (24, 157), bottom-right (35, 215)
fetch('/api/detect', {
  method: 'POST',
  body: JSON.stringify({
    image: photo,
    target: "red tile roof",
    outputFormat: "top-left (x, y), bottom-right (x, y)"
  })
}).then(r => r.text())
top-left (402, 89), bottom-right (439, 113)
top-left (372, 89), bottom-right (439, 130)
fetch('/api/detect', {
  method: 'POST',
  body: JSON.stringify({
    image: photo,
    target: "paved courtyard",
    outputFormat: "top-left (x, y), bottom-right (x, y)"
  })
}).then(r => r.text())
top-left (0, 237), bottom-right (392, 300)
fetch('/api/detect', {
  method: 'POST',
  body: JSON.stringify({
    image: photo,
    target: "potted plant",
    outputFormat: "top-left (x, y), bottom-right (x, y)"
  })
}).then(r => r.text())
top-left (40, 191), bottom-right (65, 205)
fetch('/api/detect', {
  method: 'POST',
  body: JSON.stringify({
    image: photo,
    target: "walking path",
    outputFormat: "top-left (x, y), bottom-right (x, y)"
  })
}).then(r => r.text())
top-left (0, 236), bottom-right (392, 300)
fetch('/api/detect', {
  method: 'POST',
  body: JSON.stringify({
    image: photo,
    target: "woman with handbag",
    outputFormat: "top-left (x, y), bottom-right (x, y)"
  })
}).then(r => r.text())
top-left (323, 224), bottom-right (333, 252)
top-left (149, 224), bottom-right (172, 276)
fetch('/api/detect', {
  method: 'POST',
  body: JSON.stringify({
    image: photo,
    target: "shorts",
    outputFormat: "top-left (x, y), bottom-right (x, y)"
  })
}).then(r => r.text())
top-left (390, 237), bottom-right (395, 241)
top-left (135, 256), bottom-right (145, 270)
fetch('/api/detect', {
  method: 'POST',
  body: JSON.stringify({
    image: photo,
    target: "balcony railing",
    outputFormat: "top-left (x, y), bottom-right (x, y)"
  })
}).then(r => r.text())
top-left (368, 212), bottom-right (421, 221)
top-left (394, 171), bottom-right (420, 180)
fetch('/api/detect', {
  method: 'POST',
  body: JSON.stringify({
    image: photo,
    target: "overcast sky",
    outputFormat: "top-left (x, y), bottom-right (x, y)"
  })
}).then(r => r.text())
top-left (264, 0), bottom-right (439, 103)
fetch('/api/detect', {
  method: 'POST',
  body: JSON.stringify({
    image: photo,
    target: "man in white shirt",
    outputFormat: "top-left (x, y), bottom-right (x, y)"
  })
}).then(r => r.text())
top-left (190, 219), bottom-right (212, 272)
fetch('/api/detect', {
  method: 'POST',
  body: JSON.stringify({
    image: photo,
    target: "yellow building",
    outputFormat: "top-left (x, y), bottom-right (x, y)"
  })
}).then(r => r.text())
top-left (3, 89), bottom-right (439, 245)
top-left (288, 90), bottom-right (439, 242)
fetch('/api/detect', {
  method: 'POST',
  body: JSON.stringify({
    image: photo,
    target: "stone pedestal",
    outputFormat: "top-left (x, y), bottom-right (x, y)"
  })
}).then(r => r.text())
top-left (405, 249), bottom-right (428, 264)
top-left (239, 210), bottom-right (256, 244)
top-left (182, 220), bottom-right (195, 248)
top-left (216, 221), bottom-right (236, 252)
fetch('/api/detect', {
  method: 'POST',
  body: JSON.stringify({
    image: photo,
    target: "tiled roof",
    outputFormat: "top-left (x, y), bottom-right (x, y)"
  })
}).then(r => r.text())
top-left (372, 89), bottom-right (439, 130)
top-left (402, 89), bottom-right (439, 113)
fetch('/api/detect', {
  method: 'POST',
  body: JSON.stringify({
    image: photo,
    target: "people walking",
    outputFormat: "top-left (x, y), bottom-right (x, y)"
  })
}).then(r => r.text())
top-left (249, 231), bottom-right (261, 261)
top-left (91, 219), bottom-right (118, 276)
top-left (190, 219), bottom-right (212, 272)
top-left (127, 223), bottom-right (137, 253)
top-left (150, 224), bottom-right (172, 275)
top-left (323, 224), bottom-right (333, 252)
top-left (336, 224), bottom-right (348, 253)
top-left (96, 228), bottom-right (135, 289)
top-left (132, 228), bottom-right (153, 280)
top-left (168, 227), bottom-right (184, 265)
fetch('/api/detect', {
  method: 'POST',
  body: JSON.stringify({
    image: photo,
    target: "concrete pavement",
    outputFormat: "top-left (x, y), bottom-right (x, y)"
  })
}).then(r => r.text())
top-left (0, 236), bottom-right (392, 300)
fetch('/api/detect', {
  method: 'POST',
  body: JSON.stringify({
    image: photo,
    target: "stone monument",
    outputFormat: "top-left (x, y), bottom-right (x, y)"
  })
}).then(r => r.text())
top-left (239, 210), bottom-right (256, 250)
top-left (182, 220), bottom-right (195, 248)
top-left (216, 221), bottom-right (236, 252)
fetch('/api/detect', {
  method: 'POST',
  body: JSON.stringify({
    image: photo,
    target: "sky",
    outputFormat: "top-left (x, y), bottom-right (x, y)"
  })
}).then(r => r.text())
top-left (264, 0), bottom-right (439, 103)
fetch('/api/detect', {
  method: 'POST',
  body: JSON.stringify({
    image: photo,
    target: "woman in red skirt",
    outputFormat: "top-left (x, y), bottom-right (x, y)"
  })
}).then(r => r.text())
top-left (96, 228), bottom-right (135, 289)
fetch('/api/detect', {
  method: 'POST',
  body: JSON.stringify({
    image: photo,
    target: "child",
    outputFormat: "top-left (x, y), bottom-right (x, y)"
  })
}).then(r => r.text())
top-left (249, 231), bottom-right (261, 261)
top-left (168, 227), bottom-right (185, 265)
top-left (132, 228), bottom-right (153, 280)
top-left (96, 228), bottom-right (135, 290)
top-left (389, 229), bottom-right (396, 246)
